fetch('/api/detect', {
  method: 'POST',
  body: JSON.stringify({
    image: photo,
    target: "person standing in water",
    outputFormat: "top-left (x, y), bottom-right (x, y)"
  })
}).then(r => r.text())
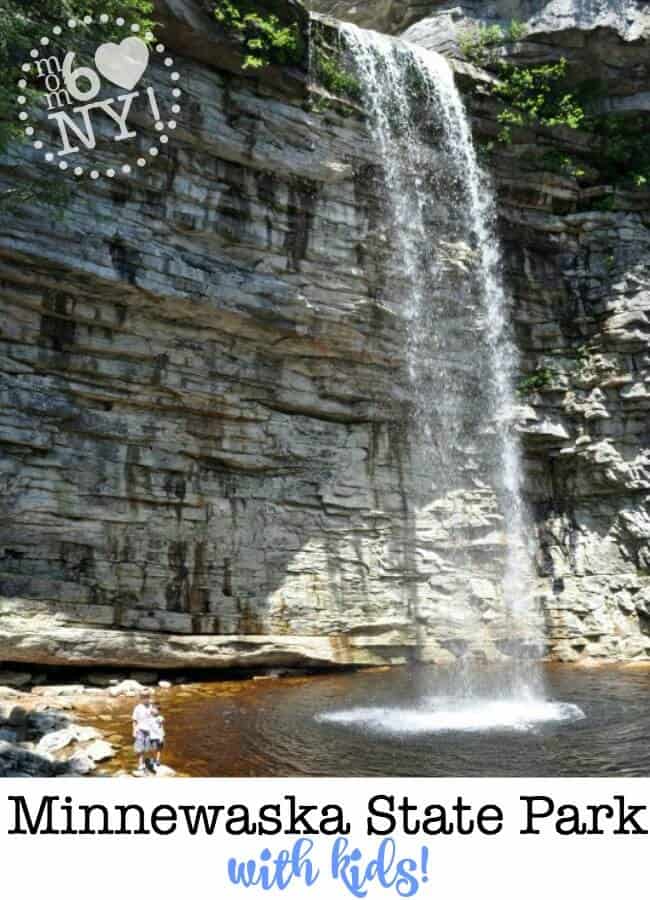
top-left (148, 704), bottom-right (165, 770)
top-left (132, 689), bottom-right (153, 773)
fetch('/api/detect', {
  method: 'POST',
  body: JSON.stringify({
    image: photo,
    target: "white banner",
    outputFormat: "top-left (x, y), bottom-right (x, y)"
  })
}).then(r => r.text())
top-left (1, 778), bottom-right (647, 898)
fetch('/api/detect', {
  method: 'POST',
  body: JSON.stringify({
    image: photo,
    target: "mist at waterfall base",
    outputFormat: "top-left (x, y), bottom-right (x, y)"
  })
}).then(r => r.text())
top-left (323, 25), bottom-right (584, 735)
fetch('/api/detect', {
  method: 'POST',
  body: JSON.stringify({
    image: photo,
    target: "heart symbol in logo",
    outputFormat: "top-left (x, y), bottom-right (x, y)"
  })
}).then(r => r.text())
top-left (94, 36), bottom-right (149, 91)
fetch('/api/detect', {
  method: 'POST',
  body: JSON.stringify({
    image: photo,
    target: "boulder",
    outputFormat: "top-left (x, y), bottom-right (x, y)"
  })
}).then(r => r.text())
top-left (32, 685), bottom-right (86, 697)
top-left (108, 679), bottom-right (146, 697)
top-left (67, 751), bottom-right (96, 775)
top-left (7, 706), bottom-right (28, 727)
top-left (0, 740), bottom-right (63, 777)
top-left (84, 740), bottom-right (116, 763)
top-left (0, 687), bottom-right (21, 700)
top-left (37, 726), bottom-right (78, 754)
top-left (37, 723), bottom-right (103, 754)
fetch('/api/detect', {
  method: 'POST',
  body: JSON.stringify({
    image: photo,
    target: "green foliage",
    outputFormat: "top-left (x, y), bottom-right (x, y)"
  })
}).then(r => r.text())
top-left (313, 47), bottom-right (361, 101)
top-left (517, 367), bottom-right (555, 395)
top-left (213, 0), bottom-right (302, 70)
top-left (0, 0), bottom-right (154, 208)
top-left (491, 58), bottom-right (584, 142)
top-left (542, 150), bottom-right (586, 179)
top-left (584, 114), bottom-right (650, 190)
top-left (485, 55), bottom-right (649, 190)
top-left (505, 19), bottom-right (527, 42)
top-left (459, 23), bottom-right (505, 65)
top-left (459, 19), bottom-right (527, 64)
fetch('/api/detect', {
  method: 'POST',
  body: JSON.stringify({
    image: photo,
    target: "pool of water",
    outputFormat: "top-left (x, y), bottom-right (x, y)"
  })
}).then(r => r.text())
top-left (92, 664), bottom-right (650, 777)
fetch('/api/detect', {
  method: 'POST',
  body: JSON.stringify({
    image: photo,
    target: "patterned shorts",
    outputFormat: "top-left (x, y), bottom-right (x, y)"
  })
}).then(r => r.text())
top-left (134, 730), bottom-right (150, 754)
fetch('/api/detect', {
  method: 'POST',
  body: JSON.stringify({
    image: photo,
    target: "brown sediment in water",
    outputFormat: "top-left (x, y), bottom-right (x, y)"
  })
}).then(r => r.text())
top-left (69, 661), bottom-right (650, 778)
top-left (80, 674), bottom-right (321, 777)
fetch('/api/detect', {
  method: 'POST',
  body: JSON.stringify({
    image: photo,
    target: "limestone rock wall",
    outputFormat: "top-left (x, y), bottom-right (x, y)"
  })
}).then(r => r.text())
top-left (503, 183), bottom-right (650, 661)
top-left (307, 0), bottom-right (650, 44)
top-left (0, 12), bottom-right (427, 668)
top-left (464, 81), bottom-right (650, 662)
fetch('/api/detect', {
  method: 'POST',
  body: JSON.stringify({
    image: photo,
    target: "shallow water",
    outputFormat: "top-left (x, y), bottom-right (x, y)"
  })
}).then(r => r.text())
top-left (92, 665), bottom-right (650, 777)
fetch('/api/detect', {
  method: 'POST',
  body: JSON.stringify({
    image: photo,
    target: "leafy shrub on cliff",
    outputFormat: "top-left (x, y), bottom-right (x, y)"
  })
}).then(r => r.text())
top-left (459, 20), bottom-right (527, 65)
top-left (585, 114), bottom-right (650, 189)
top-left (542, 151), bottom-right (587, 180)
top-left (313, 47), bottom-right (361, 101)
top-left (542, 114), bottom-right (650, 190)
top-left (491, 58), bottom-right (585, 143)
top-left (517, 367), bottom-right (556, 395)
top-left (213, 0), bottom-right (302, 70)
top-left (459, 24), bottom-right (504, 64)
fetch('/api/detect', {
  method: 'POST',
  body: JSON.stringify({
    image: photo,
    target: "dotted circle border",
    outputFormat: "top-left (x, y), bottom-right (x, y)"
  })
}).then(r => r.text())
top-left (17, 16), bottom-right (183, 180)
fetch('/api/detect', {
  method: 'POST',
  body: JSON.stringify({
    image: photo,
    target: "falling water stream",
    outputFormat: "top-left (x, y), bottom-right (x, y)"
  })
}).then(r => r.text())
top-left (317, 25), bottom-right (584, 733)
top-left (87, 27), bottom-right (589, 778)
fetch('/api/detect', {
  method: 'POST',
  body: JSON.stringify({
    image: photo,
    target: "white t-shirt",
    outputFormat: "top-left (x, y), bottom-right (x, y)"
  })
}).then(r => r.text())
top-left (148, 715), bottom-right (165, 741)
top-left (132, 703), bottom-right (152, 732)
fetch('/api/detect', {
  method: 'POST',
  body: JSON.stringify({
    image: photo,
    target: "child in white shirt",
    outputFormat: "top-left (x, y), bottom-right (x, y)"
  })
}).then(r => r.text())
top-left (148, 706), bottom-right (165, 769)
top-left (132, 690), bottom-right (153, 772)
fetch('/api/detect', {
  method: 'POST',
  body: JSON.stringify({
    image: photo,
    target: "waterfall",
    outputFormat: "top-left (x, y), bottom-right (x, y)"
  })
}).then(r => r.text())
top-left (339, 24), bottom-right (545, 701)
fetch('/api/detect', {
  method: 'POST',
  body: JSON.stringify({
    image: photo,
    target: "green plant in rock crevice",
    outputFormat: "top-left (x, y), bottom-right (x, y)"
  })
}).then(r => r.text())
top-left (517, 367), bottom-right (556, 395)
top-left (584, 113), bottom-right (650, 189)
top-left (459, 20), bottom-right (527, 65)
top-left (505, 20), bottom-right (528, 42)
top-left (491, 57), bottom-right (585, 143)
top-left (313, 46), bottom-right (361, 102)
top-left (481, 49), bottom-right (650, 192)
top-left (542, 150), bottom-right (587, 180)
top-left (213, 0), bottom-right (302, 70)
top-left (589, 194), bottom-right (616, 212)
top-left (459, 23), bottom-right (504, 65)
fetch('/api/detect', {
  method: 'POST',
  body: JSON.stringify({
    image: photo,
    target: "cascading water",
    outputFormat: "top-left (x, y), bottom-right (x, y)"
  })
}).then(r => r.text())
top-left (317, 24), bottom-right (584, 732)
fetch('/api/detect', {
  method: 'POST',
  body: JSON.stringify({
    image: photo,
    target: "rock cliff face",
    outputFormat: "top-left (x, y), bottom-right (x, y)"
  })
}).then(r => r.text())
top-left (307, 0), bottom-right (650, 45)
top-left (0, 0), bottom-right (649, 668)
top-left (0, 0), bottom-right (425, 670)
top-left (485, 119), bottom-right (650, 662)
top-left (311, 0), bottom-right (650, 664)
